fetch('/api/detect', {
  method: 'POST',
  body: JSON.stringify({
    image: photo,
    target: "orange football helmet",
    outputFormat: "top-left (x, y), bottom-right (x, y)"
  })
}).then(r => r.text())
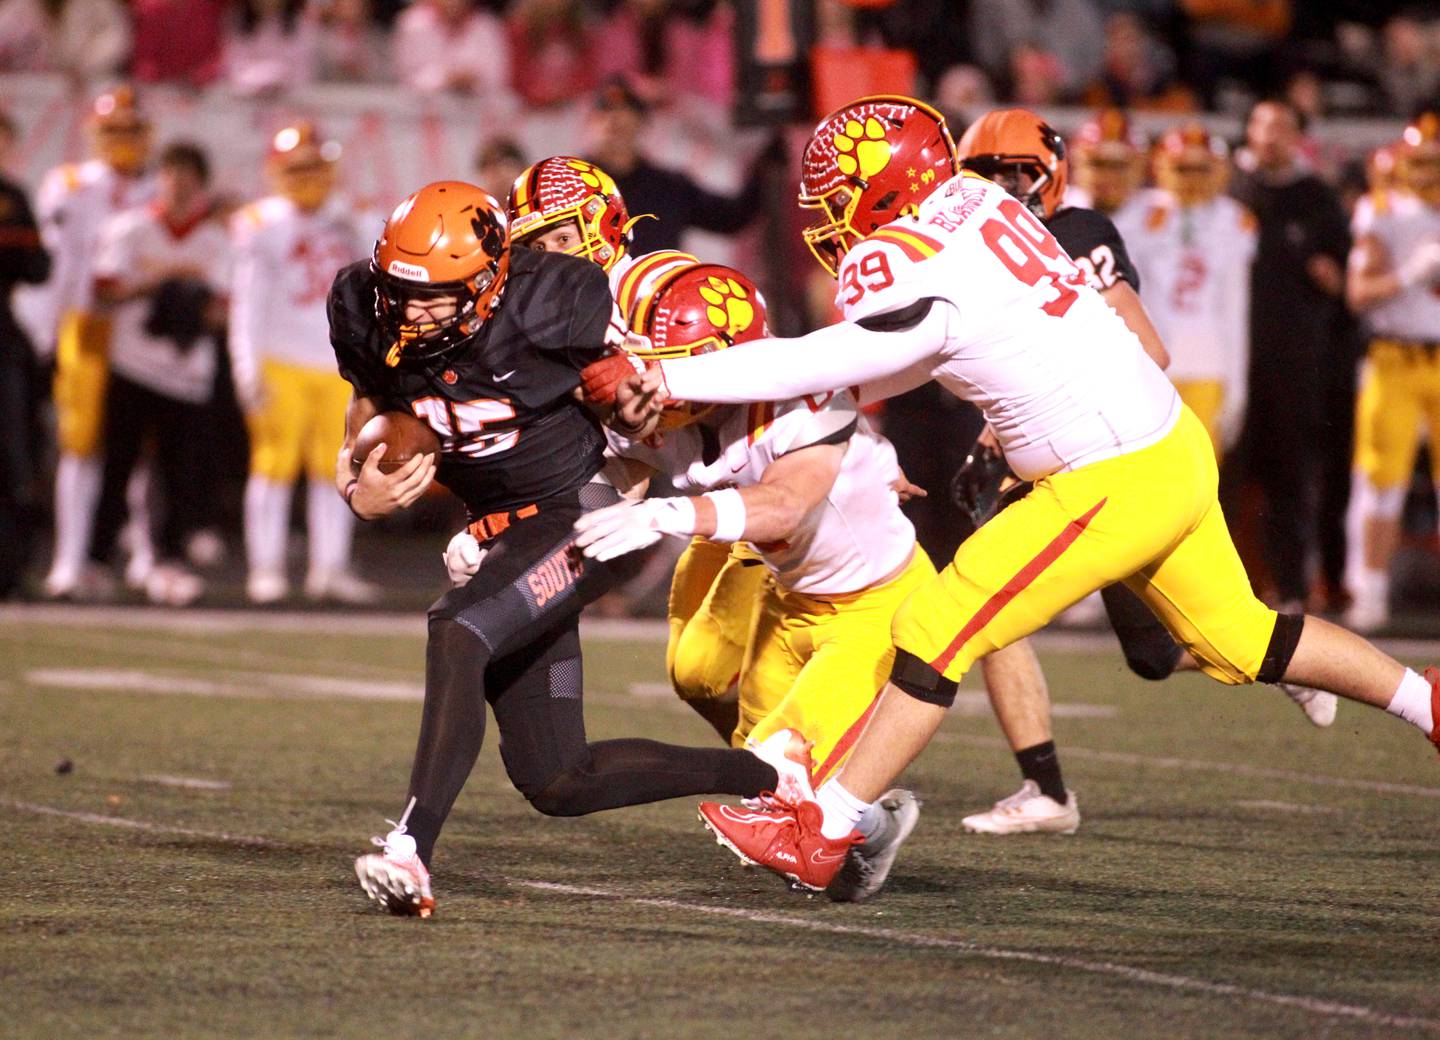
top-left (88, 85), bottom-right (150, 175)
top-left (1399, 111), bottom-right (1440, 204)
top-left (799, 94), bottom-right (959, 276)
top-left (372, 181), bottom-right (510, 367)
top-left (507, 156), bottom-right (636, 272)
top-left (958, 108), bottom-right (1067, 220)
top-left (1154, 122), bottom-right (1228, 207)
top-left (627, 261), bottom-right (768, 430)
top-left (266, 121), bottom-right (341, 211)
top-left (1070, 108), bottom-right (1144, 216)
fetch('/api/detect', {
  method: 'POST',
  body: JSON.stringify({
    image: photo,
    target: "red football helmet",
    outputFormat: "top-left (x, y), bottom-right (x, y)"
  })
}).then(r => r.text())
top-left (627, 262), bottom-right (768, 429)
top-left (1070, 108), bottom-right (1144, 216)
top-left (958, 108), bottom-right (1068, 220)
top-left (372, 181), bottom-right (510, 367)
top-left (1154, 122), bottom-right (1228, 206)
top-left (800, 94), bottom-right (959, 276)
top-left (507, 156), bottom-right (634, 271)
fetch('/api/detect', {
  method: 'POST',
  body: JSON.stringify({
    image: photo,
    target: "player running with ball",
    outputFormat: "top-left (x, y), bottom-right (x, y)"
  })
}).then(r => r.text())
top-left (335, 182), bottom-right (800, 917)
top-left (585, 94), bottom-right (1440, 894)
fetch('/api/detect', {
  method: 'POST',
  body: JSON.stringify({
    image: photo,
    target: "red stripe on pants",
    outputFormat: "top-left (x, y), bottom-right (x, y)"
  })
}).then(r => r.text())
top-left (928, 497), bottom-right (1108, 674)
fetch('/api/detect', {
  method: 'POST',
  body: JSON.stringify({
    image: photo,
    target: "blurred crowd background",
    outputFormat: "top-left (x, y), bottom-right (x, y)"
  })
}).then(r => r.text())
top-left (0, 0), bottom-right (1438, 634)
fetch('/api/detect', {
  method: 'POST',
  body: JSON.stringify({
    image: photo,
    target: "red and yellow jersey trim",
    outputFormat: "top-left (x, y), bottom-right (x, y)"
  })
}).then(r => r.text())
top-left (865, 226), bottom-right (943, 263)
top-left (746, 401), bottom-right (776, 447)
top-left (614, 249), bottom-right (697, 324)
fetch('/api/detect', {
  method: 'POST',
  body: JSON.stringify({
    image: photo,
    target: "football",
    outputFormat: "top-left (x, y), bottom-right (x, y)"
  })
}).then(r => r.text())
top-left (351, 411), bottom-right (441, 475)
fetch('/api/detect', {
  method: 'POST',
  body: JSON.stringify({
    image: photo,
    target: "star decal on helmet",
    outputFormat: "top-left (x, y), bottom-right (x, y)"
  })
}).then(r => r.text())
top-left (697, 275), bottom-right (755, 339)
top-left (834, 117), bottom-right (893, 180)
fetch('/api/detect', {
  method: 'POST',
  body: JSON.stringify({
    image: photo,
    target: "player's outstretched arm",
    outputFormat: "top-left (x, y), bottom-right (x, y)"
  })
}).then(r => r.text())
top-left (572, 443), bottom-right (845, 562)
top-left (647, 303), bottom-right (952, 406)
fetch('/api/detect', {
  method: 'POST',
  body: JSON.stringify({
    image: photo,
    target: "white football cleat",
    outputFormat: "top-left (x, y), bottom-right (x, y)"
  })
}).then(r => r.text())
top-left (743, 728), bottom-right (816, 807)
top-left (826, 788), bottom-right (920, 903)
top-left (1343, 592), bottom-right (1388, 635)
top-left (145, 563), bottom-right (204, 606)
top-left (246, 569), bottom-right (288, 605)
top-left (962, 780), bottom-right (1080, 835)
top-left (355, 803), bottom-right (434, 918)
top-left (44, 561), bottom-right (116, 602)
top-left (305, 569), bottom-right (380, 605)
top-left (1278, 683), bottom-right (1338, 727)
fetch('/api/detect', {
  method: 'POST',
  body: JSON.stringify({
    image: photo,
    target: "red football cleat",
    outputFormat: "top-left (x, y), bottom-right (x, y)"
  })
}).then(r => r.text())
top-left (1426, 668), bottom-right (1440, 754)
top-left (698, 798), bottom-right (861, 892)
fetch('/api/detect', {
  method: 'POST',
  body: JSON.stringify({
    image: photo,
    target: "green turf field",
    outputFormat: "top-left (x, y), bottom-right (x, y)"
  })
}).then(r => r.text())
top-left (2, 606), bottom-right (1437, 1039)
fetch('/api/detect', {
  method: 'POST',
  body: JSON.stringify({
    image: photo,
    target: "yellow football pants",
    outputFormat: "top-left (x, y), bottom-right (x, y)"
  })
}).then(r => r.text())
top-left (246, 358), bottom-right (354, 482)
top-left (1353, 339), bottom-right (1440, 488)
top-left (1173, 379), bottom-right (1224, 460)
top-left (893, 407), bottom-right (1276, 686)
top-left (666, 538), bottom-right (768, 705)
top-left (741, 547), bottom-right (936, 785)
top-left (53, 310), bottom-right (111, 458)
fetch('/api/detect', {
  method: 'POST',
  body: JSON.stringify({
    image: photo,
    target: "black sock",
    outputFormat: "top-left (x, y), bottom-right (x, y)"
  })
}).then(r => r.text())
top-left (1015, 740), bottom-right (1067, 803)
top-left (530, 741), bottom-right (779, 816)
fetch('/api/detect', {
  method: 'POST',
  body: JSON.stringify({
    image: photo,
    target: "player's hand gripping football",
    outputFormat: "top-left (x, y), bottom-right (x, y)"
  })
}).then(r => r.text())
top-left (348, 442), bottom-right (436, 520)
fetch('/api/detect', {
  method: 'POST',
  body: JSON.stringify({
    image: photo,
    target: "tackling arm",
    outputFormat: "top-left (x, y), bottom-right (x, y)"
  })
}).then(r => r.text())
top-left (656, 302), bottom-right (952, 405)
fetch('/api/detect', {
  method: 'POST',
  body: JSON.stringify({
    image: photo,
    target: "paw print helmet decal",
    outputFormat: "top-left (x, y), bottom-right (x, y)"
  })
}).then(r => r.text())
top-left (506, 156), bottom-right (639, 272)
top-left (958, 108), bottom-right (1068, 220)
top-left (626, 261), bottom-right (769, 430)
top-left (800, 94), bottom-right (959, 276)
top-left (372, 180), bottom-right (511, 367)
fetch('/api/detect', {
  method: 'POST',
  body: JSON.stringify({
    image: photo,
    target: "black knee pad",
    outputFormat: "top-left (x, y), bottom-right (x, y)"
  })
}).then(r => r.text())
top-left (1256, 612), bottom-right (1305, 684)
top-left (1122, 640), bottom-right (1185, 682)
top-left (889, 649), bottom-right (959, 708)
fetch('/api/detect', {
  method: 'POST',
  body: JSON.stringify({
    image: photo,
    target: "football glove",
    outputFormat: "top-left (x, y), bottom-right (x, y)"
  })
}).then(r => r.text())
top-left (572, 497), bottom-right (697, 562)
top-left (442, 529), bottom-right (486, 586)
top-left (580, 350), bottom-right (654, 406)
top-left (950, 441), bottom-right (1028, 538)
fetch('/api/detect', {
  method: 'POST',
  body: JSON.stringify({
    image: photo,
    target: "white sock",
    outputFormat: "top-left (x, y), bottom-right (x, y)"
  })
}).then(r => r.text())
top-left (1386, 669), bottom-right (1435, 735)
top-left (122, 462), bottom-right (155, 566)
top-left (816, 779), bottom-right (868, 840)
top-left (244, 476), bottom-right (292, 575)
top-left (306, 478), bottom-right (354, 576)
top-left (856, 799), bottom-right (889, 841)
top-left (50, 453), bottom-right (102, 578)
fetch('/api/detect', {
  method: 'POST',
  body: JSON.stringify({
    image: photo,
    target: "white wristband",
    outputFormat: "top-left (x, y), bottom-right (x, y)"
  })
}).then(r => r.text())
top-left (703, 487), bottom-right (747, 542)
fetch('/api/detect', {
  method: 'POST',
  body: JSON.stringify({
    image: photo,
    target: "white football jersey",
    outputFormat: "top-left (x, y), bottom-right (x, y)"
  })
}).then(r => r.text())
top-left (606, 391), bottom-right (916, 596)
top-left (229, 196), bottom-right (363, 385)
top-left (14, 159), bottom-right (154, 350)
top-left (93, 205), bottom-right (231, 403)
top-left (1124, 189), bottom-right (1256, 385)
top-left (659, 174), bottom-right (1180, 482)
top-left (1352, 190), bottom-right (1440, 340)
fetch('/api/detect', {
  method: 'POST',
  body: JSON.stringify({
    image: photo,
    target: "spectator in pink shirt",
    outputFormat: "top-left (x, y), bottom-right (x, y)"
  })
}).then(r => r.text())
top-left (225, 0), bottom-right (319, 95)
top-left (131, 0), bottom-right (227, 86)
top-left (507, 0), bottom-right (595, 108)
top-left (394, 0), bottom-right (509, 96)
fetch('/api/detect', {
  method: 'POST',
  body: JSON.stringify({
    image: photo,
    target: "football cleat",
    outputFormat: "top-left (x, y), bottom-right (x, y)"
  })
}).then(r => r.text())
top-left (354, 801), bottom-right (434, 918)
top-left (304, 568), bottom-right (379, 605)
top-left (1278, 683), bottom-right (1338, 727)
top-left (826, 788), bottom-right (920, 903)
top-left (246, 569), bottom-right (288, 605)
top-left (743, 729), bottom-right (816, 807)
top-left (698, 798), bottom-right (860, 892)
top-left (1343, 592), bottom-right (1388, 635)
top-left (961, 780), bottom-right (1080, 835)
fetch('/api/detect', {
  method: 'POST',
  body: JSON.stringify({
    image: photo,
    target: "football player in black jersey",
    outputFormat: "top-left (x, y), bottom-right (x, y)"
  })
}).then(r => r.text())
top-left (335, 182), bottom-right (784, 917)
top-left (950, 110), bottom-right (1333, 835)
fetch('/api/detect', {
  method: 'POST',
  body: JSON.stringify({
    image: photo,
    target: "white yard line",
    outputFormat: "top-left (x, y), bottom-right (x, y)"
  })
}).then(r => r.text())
top-left (932, 732), bottom-right (1440, 799)
top-left (24, 667), bottom-right (422, 702)
top-left (3, 798), bottom-right (1434, 1033)
top-left (1233, 799), bottom-right (1340, 815)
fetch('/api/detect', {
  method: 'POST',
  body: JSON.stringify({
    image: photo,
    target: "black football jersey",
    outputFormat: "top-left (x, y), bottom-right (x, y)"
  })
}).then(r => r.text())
top-left (329, 248), bottom-right (622, 519)
top-left (1047, 205), bottom-right (1140, 293)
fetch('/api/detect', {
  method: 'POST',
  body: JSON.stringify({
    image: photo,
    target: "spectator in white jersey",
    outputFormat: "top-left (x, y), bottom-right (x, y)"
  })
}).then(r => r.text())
top-left (87, 142), bottom-right (231, 605)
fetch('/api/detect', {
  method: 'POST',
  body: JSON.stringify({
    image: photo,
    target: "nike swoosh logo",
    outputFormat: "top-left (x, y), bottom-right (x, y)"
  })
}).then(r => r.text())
top-left (809, 847), bottom-right (850, 866)
top-left (494, 370), bottom-right (515, 382)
